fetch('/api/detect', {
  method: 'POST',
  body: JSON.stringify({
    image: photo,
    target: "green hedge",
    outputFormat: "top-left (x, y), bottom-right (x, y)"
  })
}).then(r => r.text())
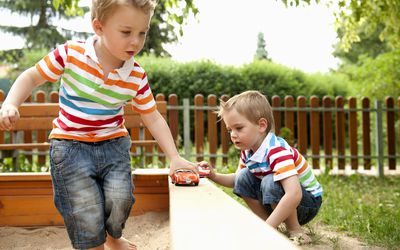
top-left (138, 55), bottom-right (350, 99)
top-left (1, 54), bottom-right (351, 100)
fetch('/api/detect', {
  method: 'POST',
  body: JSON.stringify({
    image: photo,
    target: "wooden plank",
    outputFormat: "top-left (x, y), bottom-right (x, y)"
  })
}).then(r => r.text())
top-left (207, 95), bottom-right (218, 166)
top-left (323, 97), bottom-right (333, 169)
top-left (348, 97), bottom-right (358, 169)
top-left (362, 98), bottom-right (371, 169)
top-left (169, 179), bottom-right (297, 250)
top-left (130, 194), bottom-right (169, 216)
top-left (386, 97), bottom-right (396, 170)
top-left (297, 96), bottom-right (307, 155)
top-left (220, 95), bottom-right (230, 165)
top-left (310, 96), bottom-right (320, 168)
top-left (0, 169), bottom-right (169, 226)
top-left (14, 118), bottom-right (55, 130)
top-left (18, 103), bottom-right (59, 117)
top-left (0, 214), bottom-right (64, 227)
top-left (194, 94), bottom-right (204, 162)
top-left (0, 196), bottom-right (58, 216)
top-left (335, 96), bottom-right (346, 169)
top-left (168, 94), bottom-right (179, 144)
top-left (272, 95), bottom-right (281, 135)
top-left (284, 96), bottom-right (295, 145)
top-left (0, 172), bottom-right (52, 181)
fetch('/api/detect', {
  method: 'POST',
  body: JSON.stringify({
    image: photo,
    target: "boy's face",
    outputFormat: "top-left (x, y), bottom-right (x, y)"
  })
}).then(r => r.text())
top-left (223, 108), bottom-right (268, 152)
top-left (93, 4), bottom-right (151, 63)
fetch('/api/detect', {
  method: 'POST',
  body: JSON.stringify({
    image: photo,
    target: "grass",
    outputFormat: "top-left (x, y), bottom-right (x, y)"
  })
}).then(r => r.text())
top-left (217, 169), bottom-right (400, 249)
top-left (316, 174), bottom-right (400, 249)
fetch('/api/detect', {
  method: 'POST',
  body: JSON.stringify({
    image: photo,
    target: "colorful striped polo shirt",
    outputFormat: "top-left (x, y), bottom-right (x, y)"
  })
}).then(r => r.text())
top-left (35, 36), bottom-right (156, 142)
top-left (240, 133), bottom-right (323, 197)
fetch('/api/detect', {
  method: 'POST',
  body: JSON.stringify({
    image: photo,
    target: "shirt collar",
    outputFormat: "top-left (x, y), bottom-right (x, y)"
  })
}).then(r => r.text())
top-left (84, 35), bottom-right (135, 81)
top-left (248, 132), bottom-right (274, 163)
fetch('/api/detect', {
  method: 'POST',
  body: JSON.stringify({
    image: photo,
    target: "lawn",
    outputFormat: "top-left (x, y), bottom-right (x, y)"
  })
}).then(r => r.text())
top-left (219, 172), bottom-right (400, 249)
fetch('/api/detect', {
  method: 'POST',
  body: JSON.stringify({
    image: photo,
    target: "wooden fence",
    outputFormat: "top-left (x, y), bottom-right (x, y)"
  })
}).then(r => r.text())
top-left (0, 90), bottom-right (399, 175)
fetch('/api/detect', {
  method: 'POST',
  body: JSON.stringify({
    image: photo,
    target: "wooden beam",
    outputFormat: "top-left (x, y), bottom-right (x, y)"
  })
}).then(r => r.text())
top-left (169, 179), bottom-right (298, 250)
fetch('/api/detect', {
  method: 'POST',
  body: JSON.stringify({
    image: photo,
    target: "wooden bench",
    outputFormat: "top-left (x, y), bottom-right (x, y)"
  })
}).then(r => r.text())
top-left (0, 169), bottom-right (169, 227)
top-left (169, 179), bottom-right (298, 250)
top-left (0, 101), bottom-right (167, 168)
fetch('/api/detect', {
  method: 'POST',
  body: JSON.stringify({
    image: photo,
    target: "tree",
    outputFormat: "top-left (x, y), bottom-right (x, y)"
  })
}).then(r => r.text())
top-left (280, 0), bottom-right (400, 51)
top-left (280, 0), bottom-right (400, 98)
top-left (0, 0), bottom-right (198, 61)
top-left (0, 0), bottom-right (89, 63)
top-left (254, 32), bottom-right (270, 61)
top-left (333, 24), bottom-right (391, 65)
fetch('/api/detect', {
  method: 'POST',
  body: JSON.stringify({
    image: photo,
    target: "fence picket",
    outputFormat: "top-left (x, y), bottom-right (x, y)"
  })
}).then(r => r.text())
top-left (284, 96), bottom-right (295, 146)
top-left (272, 96), bottom-right (281, 135)
top-left (36, 91), bottom-right (47, 166)
top-left (386, 97), bottom-right (396, 170)
top-left (156, 94), bottom-right (166, 165)
top-left (168, 94), bottom-right (179, 144)
top-left (335, 96), bottom-right (345, 169)
top-left (310, 96), bottom-right (320, 168)
top-left (220, 95), bottom-right (230, 165)
top-left (207, 95), bottom-right (218, 166)
top-left (322, 97), bottom-right (333, 169)
top-left (362, 97), bottom-right (371, 169)
top-left (194, 94), bottom-right (204, 162)
top-left (348, 97), bottom-right (358, 169)
top-left (297, 96), bottom-right (307, 155)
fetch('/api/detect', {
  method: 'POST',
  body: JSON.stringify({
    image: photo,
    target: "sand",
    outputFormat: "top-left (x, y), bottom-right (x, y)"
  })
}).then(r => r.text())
top-left (0, 212), bottom-right (386, 250)
top-left (0, 212), bottom-right (169, 250)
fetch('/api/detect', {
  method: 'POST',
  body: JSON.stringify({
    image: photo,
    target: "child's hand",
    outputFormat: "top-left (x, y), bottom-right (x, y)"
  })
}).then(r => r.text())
top-left (0, 104), bottom-right (20, 131)
top-left (196, 161), bottom-right (216, 179)
top-left (169, 156), bottom-right (197, 177)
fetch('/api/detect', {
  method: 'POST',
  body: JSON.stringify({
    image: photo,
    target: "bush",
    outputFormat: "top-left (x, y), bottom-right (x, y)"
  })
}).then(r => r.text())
top-left (138, 55), bottom-right (351, 99)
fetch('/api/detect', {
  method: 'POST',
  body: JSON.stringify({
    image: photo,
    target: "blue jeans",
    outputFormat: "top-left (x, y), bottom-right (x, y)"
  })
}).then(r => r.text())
top-left (233, 168), bottom-right (322, 225)
top-left (50, 136), bottom-right (135, 249)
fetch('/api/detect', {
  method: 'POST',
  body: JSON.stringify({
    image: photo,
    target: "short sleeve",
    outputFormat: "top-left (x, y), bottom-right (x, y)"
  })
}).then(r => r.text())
top-left (131, 72), bottom-right (156, 113)
top-left (35, 43), bottom-right (68, 83)
top-left (267, 146), bottom-right (298, 181)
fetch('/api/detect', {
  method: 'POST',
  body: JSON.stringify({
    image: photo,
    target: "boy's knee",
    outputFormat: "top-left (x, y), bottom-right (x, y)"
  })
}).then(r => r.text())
top-left (105, 197), bottom-right (134, 238)
top-left (233, 168), bottom-right (260, 200)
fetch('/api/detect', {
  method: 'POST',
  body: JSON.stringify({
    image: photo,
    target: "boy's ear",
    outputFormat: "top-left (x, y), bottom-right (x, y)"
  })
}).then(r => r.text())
top-left (92, 19), bottom-right (103, 35)
top-left (258, 118), bottom-right (268, 133)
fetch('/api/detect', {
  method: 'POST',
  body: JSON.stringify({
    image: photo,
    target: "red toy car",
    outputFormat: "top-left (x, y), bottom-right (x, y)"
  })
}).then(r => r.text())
top-left (198, 166), bottom-right (210, 178)
top-left (171, 169), bottom-right (199, 186)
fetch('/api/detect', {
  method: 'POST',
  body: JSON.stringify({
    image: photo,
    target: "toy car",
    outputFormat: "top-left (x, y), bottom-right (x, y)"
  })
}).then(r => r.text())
top-left (171, 169), bottom-right (199, 186)
top-left (198, 166), bottom-right (210, 178)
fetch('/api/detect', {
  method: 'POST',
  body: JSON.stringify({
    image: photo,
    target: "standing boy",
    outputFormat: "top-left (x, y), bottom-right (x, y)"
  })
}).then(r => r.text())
top-left (0, 1), bottom-right (195, 249)
top-left (198, 90), bottom-right (322, 244)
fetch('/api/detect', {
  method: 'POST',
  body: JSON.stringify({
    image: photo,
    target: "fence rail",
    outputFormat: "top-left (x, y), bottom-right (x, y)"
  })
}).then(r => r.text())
top-left (0, 90), bottom-right (399, 176)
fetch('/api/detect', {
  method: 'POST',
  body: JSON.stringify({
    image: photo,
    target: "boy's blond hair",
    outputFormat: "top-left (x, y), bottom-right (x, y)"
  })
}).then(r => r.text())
top-left (218, 90), bottom-right (275, 133)
top-left (91, 0), bottom-right (157, 23)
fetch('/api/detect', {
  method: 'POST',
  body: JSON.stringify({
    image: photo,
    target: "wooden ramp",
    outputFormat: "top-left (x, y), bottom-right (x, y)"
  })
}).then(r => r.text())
top-left (169, 178), bottom-right (298, 250)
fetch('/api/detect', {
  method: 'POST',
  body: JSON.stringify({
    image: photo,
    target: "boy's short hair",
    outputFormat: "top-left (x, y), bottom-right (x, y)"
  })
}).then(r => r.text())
top-left (218, 90), bottom-right (275, 133)
top-left (91, 0), bottom-right (157, 23)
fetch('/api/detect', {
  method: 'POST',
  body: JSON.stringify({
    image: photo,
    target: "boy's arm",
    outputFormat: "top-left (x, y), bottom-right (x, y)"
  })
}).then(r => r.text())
top-left (140, 109), bottom-right (196, 175)
top-left (0, 67), bottom-right (47, 130)
top-left (209, 172), bottom-right (236, 188)
top-left (265, 175), bottom-right (302, 228)
top-left (198, 160), bottom-right (239, 188)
